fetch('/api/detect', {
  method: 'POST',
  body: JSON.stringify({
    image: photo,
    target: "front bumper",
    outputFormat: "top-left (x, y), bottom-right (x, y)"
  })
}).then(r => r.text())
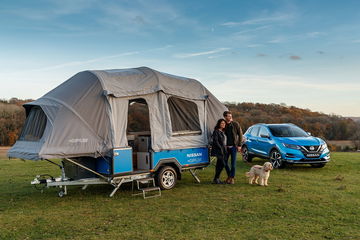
top-left (284, 158), bottom-right (330, 164)
top-left (279, 146), bottom-right (331, 164)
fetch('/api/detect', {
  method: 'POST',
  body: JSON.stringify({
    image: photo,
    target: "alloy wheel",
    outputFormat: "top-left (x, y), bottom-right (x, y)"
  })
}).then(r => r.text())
top-left (242, 147), bottom-right (248, 162)
top-left (270, 150), bottom-right (283, 169)
top-left (161, 170), bottom-right (175, 188)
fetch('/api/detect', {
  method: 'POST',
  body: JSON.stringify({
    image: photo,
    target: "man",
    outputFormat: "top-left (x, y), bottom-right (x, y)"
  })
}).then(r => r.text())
top-left (223, 111), bottom-right (243, 184)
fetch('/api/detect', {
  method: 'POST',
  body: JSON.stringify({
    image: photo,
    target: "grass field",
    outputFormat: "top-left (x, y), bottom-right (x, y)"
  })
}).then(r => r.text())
top-left (1, 152), bottom-right (360, 240)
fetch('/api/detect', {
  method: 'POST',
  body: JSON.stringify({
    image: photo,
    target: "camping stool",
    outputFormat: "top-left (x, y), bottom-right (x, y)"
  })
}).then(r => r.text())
top-left (132, 177), bottom-right (161, 199)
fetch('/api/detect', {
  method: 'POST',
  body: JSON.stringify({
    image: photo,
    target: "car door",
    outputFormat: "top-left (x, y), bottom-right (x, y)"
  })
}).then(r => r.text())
top-left (247, 125), bottom-right (260, 155)
top-left (257, 126), bottom-right (272, 156)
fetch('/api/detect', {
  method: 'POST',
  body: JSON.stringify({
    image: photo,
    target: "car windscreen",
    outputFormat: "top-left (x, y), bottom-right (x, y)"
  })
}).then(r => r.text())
top-left (268, 125), bottom-right (309, 137)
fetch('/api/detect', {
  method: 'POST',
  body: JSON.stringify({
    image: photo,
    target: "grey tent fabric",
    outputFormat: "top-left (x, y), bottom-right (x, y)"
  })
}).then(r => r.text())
top-left (8, 67), bottom-right (227, 160)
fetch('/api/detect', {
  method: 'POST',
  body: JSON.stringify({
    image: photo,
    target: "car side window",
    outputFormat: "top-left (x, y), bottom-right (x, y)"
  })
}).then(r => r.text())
top-left (245, 127), bottom-right (252, 135)
top-left (251, 126), bottom-right (260, 136)
top-left (259, 126), bottom-right (269, 137)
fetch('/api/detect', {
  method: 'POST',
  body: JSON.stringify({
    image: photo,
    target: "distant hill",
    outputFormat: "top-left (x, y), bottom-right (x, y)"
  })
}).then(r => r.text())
top-left (349, 117), bottom-right (360, 123)
top-left (0, 98), bottom-right (33, 146)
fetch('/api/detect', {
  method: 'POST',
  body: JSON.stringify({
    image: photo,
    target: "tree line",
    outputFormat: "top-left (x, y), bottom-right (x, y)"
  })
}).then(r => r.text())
top-left (0, 98), bottom-right (30, 146)
top-left (226, 102), bottom-right (360, 149)
top-left (0, 98), bottom-right (359, 147)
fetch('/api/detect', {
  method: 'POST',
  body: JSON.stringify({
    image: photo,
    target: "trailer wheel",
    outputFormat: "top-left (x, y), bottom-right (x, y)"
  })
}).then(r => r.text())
top-left (58, 190), bottom-right (65, 198)
top-left (156, 166), bottom-right (177, 190)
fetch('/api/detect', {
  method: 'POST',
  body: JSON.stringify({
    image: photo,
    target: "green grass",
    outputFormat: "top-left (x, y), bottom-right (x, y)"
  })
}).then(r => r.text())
top-left (1, 153), bottom-right (360, 240)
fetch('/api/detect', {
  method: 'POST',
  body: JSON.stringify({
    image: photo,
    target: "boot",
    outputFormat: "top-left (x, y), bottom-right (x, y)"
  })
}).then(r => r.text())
top-left (225, 177), bottom-right (231, 184)
top-left (212, 178), bottom-right (223, 184)
top-left (229, 178), bottom-right (235, 184)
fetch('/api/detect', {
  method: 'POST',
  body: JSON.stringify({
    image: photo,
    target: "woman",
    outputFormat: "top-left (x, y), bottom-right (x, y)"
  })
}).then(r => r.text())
top-left (211, 119), bottom-right (230, 184)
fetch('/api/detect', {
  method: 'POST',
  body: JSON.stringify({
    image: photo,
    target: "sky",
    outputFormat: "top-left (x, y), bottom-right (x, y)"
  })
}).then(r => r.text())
top-left (0, 0), bottom-right (359, 116)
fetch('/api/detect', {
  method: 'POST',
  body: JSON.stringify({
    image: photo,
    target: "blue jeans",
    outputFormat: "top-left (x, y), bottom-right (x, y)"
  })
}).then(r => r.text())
top-left (225, 146), bottom-right (237, 178)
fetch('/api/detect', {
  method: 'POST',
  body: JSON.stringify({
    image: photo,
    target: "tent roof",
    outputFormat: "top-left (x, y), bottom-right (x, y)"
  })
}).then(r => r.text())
top-left (91, 67), bottom-right (209, 100)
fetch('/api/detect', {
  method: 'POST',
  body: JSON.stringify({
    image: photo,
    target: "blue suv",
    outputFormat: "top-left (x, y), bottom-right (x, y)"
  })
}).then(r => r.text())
top-left (242, 123), bottom-right (330, 168)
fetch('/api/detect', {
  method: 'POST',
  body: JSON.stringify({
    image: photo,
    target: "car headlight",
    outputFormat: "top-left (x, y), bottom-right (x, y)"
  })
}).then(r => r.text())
top-left (282, 143), bottom-right (301, 150)
top-left (320, 143), bottom-right (328, 151)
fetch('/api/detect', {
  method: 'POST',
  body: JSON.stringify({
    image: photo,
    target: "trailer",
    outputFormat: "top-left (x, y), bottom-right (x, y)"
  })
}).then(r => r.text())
top-left (8, 67), bottom-right (227, 198)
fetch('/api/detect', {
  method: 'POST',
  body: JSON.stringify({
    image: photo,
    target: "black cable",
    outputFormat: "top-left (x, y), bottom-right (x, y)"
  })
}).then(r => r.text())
top-left (33, 174), bottom-right (54, 191)
top-left (97, 151), bottom-right (111, 166)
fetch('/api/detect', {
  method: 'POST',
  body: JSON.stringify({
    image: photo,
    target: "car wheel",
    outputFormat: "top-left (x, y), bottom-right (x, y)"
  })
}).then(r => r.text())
top-left (270, 149), bottom-right (285, 169)
top-left (311, 163), bottom-right (326, 168)
top-left (156, 166), bottom-right (177, 190)
top-left (242, 146), bottom-right (253, 162)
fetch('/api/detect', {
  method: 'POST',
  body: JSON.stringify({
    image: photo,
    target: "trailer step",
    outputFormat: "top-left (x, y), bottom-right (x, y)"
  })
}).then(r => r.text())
top-left (137, 177), bottom-right (154, 183)
top-left (132, 177), bottom-right (161, 199)
top-left (140, 186), bottom-right (160, 192)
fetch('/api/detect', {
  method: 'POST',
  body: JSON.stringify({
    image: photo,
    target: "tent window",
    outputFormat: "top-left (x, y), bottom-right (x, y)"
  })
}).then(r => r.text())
top-left (20, 106), bottom-right (47, 141)
top-left (127, 98), bottom-right (150, 134)
top-left (167, 97), bottom-right (201, 136)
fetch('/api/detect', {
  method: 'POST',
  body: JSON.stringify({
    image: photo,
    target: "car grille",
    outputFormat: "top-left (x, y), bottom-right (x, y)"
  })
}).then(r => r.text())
top-left (301, 145), bottom-right (320, 152)
top-left (300, 145), bottom-right (322, 158)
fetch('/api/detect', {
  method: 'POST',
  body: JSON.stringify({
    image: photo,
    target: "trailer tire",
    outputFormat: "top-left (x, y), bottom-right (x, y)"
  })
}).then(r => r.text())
top-left (156, 166), bottom-right (177, 190)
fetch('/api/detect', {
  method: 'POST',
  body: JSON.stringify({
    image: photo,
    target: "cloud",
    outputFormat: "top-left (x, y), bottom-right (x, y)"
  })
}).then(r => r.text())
top-left (289, 55), bottom-right (301, 60)
top-left (207, 73), bottom-right (360, 93)
top-left (97, 0), bottom-right (203, 34)
top-left (207, 54), bottom-right (229, 59)
top-left (233, 26), bottom-right (271, 35)
top-left (133, 15), bottom-right (146, 25)
top-left (1, 44), bottom-right (173, 77)
top-left (3, 0), bottom-right (201, 35)
top-left (352, 39), bottom-right (360, 43)
top-left (247, 44), bottom-right (264, 48)
top-left (174, 48), bottom-right (230, 58)
top-left (267, 37), bottom-right (287, 43)
top-left (221, 13), bottom-right (294, 27)
top-left (144, 45), bottom-right (173, 52)
top-left (31, 51), bottom-right (140, 72)
top-left (267, 31), bottom-right (325, 45)
top-left (306, 32), bottom-right (325, 38)
top-left (1, 0), bottom-right (99, 20)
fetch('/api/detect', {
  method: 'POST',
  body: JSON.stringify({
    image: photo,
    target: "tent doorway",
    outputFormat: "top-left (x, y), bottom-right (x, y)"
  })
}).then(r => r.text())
top-left (127, 98), bottom-right (151, 171)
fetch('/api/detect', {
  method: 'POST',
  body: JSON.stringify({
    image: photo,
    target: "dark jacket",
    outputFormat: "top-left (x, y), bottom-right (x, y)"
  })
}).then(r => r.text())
top-left (211, 129), bottom-right (227, 157)
top-left (225, 121), bottom-right (243, 147)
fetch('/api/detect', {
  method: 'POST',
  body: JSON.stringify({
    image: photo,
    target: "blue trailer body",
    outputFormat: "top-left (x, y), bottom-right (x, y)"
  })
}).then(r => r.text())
top-left (113, 148), bottom-right (133, 174)
top-left (97, 148), bottom-right (133, 175)
top-left (96, 147), bottom-right (209, 175)
top-left (152, 147), bottom-right (209, 169)
top-left (96, 157), bottom-right (111, 174)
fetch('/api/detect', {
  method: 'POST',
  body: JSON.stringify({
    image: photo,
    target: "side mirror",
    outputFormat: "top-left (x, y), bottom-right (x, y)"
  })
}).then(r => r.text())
top-left (260, 134), bottom-right (270, 139)
top-left (307, 132), bottom-right (311, 136)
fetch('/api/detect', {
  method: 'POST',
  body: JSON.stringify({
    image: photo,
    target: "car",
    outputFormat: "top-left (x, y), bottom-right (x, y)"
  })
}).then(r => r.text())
top-left (241, 123), bottom-right (330, 168)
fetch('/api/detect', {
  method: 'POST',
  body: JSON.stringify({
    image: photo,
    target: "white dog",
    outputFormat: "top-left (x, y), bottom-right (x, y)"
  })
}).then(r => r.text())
top-left (245, 162), bottom-right (273, 186)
